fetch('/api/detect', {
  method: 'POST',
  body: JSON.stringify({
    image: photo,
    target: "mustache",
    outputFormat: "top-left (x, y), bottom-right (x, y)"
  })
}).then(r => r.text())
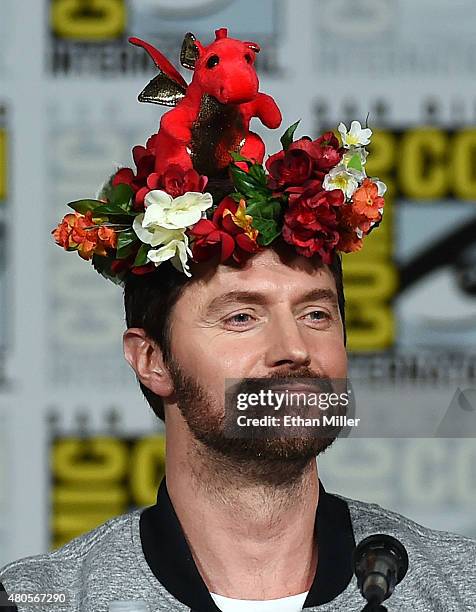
top-left (264, 367), bottom-right (323, 380)
top-left (229, 369), bottom-right (336, 397)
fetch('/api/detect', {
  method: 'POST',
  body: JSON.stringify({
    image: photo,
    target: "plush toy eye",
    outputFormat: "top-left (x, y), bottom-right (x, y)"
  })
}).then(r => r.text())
top-left (244, 53), bottom-right (253, 64)
top-left (206, 54), bottom-right (220, 68)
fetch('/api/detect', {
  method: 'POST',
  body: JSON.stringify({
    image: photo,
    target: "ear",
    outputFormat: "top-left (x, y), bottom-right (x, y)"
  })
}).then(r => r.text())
top-left (215, 28), bottom-right (228, 40)
top-left (244, 42), bottom-right (260, 54)
top-left (181, 32), bottom-right (199, 69)
top-left (123, 328), bottom-right (174, 399)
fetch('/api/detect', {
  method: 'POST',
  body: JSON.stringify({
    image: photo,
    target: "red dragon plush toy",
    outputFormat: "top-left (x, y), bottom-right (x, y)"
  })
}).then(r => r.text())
top-left (129, 28), bottom-right (282, 177)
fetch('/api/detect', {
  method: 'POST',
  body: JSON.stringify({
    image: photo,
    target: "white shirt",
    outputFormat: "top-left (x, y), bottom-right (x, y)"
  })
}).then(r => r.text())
top-left (210, 590), bottom-right (309, 612)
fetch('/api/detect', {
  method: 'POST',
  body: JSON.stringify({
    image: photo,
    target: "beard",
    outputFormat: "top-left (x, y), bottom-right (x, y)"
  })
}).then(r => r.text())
top-left (166, 356), bottom-right (339, 485)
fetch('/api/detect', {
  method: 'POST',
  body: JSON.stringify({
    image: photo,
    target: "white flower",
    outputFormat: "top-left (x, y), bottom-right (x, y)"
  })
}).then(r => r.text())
top-left (338, 121), bottom-right (372, 148)
top-left (143, 190), bottom-right (213, 230)
top-left (146, 232), bottom-right (193, 277)
top-left (133, 215), bottom-right (175, 248)
top-left (131, 190), bottom-right (212, 277)
top-left (323, 164), bottom-right (364, 200)
top-left (342, 146), bottom-right (369, 169)
top-left (371, 178), bottom-right (387, 197)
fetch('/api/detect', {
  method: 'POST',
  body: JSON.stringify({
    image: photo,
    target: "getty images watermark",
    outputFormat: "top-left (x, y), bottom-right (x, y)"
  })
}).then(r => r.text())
top-left (223, 378), bottom-right (476, 439)
top-left (223, 378), bottom-right (356, 439)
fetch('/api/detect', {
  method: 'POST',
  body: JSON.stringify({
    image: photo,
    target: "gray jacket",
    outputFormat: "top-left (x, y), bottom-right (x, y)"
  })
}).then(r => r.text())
top-left (1, 483), bottom-right (475, 612)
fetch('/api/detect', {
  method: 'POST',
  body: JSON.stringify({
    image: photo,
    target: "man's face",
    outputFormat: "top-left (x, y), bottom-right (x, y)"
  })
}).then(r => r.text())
top-left (165, 244), bottom-right (347, 472)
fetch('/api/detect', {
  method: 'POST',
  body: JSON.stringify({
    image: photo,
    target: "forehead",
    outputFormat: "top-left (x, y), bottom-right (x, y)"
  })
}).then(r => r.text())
top-left (183, 247), bottom-right (337, 308)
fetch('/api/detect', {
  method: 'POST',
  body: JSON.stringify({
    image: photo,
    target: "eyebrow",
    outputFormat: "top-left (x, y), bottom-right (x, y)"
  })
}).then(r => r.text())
top-left (204, 288), bottom-right (339, 315)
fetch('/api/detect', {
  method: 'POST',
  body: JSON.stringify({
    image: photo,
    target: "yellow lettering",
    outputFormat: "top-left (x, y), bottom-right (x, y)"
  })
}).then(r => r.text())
top-left (344, 260), bottom-right (397, 350)
top-left (130, 436), bottom-right (166, 507)
top-left (399, 128), bottom-right (447, 198)
top-left (51, 0), bottom-right (126, 40)
top-left (452, 129), bottom-right (476, 200)
top-left (53, 437), bottom-right (128, 482)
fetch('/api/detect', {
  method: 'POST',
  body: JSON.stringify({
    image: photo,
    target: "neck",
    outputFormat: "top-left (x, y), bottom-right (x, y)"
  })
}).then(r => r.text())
top-left (165, 422), bottom-right (319, 600)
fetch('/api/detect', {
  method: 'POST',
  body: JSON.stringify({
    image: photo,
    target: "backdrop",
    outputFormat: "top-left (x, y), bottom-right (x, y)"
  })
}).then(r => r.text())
top-left (0, 0), bottom-right (475, 564)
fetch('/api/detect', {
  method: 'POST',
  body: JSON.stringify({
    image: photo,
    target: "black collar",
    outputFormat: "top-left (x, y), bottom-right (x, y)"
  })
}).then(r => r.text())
top-left (140, 476), bottom-right (355, 611)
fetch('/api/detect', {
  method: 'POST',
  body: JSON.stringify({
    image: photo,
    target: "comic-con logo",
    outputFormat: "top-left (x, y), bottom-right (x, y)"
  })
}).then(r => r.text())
top-left (50, 0), bottom-right (235, 40)
top-left (48, 0), bottom-right (280, 75)
top-left (50, 0), bottom-right (127, 40)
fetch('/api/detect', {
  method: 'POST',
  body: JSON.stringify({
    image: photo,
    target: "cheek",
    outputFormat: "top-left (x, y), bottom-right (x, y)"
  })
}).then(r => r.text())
top-left (170, 328), bottom-right (235, 395)
top-left (311, 335), bottom-right (348, 379)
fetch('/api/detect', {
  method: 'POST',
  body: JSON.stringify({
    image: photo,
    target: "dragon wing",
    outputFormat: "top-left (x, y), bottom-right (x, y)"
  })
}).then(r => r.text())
top-left (138, 73), bottom-right (186, 107)
top-left (129, 37), bottom-right (188, 107)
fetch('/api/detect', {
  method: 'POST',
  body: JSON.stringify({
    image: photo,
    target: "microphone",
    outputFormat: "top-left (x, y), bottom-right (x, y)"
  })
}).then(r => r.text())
top-left (353, 534), bottom-right (409, 611)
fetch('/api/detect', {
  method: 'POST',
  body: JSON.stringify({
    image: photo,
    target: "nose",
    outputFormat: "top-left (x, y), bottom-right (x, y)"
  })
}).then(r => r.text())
top-left (264, 314), bottom-right (312, 370)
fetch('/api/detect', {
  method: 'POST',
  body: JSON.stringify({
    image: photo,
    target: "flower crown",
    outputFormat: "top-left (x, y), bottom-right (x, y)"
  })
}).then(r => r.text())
top-left (52, 120), bottom-right (385, 284)
top-left (52, 30), bottom-right (385, 285)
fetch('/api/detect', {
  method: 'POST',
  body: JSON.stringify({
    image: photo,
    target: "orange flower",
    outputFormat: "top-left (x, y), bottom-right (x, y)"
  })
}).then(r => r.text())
top-left (98, 226), bottom-right (117, 250)
top-left (352, 178), bottom-right (384, 220)
top-left (52, 211), bottom-right (117, 260)
top-left (52, 213), bottom-right (77, 250)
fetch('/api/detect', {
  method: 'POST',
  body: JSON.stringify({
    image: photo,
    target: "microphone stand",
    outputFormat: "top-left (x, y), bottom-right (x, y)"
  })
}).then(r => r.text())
top-left (362, 603), bottom-right (387, 612)
top-left (353, 534), bottom-right (409, 612)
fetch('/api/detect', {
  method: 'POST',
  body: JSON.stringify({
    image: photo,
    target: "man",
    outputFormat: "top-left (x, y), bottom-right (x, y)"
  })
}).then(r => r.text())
top-left (1, 242), bottom-right (476, 611)
top-left (2, 27), bottom-right (475, 609)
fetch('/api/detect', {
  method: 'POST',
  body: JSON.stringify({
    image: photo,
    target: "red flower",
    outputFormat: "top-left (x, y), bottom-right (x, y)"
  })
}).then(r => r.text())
top-left (335, 209), bottom-right (364, 253)
top-left (113, 132), bottom-right (208, 211)
top-left (308, 131), bottom-right (343, 172)
top-left (336, 227), bottom-right (363, 254)
top-left (138, 165), bottom-right (208, 206)
top-left (282, 185), bottom-right (344, 264)
top-left (266, 133), bottom-right (343, 194)
top-left (110, 255), bottom-right (155, 276)
top-left (189, 197), bottom-right (260, 265)
top-left (113, 134), bottom-right (158, 210)
top-left (266, 147), bottom-right (314, 190)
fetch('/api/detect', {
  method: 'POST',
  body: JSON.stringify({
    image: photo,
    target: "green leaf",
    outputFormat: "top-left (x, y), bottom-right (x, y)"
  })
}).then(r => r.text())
top-left (245, 200), bottom-right (265, 216)
top-left (248, 163), bottom-right (267, 185)
top-left (110, 183), bottom-right (134, 207)
top-left (117, 228), bottom-right (137, 249)
top-left (133, 243), bottom-right (150, 267)
top-left (230, 192), bottom-right (244, 203)
top-left (262, 200), bottom-right (282, 218)
top-left (229, 151), bottom-right (253, 165)
top-left (253, 218), bottom-right (281, 245)
top-left (229, 166), bottom-right (260, 196)
top-left (116, 229), bottom-right (139, 259)
top-left (68, 199), bottom-right (102, 214)
top-left (117, 241), bottom-right (140, 260)
top-left (246, 198), bottom-right (282, 219)
top-left (347, 154), bottom-right (363, 172)
top-left (91, 214), bottom-right (109, 225)
top-left (93, 203), bottom-right (135, 217)
top-left (91, 254), bottom-right (125, 287)
top-left (280, 120), bottom-right (301, 151)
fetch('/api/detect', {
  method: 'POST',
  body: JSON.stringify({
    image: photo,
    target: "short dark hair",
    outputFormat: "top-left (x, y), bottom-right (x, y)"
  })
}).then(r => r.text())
top-left (124, 248), bottom-right (346, 421)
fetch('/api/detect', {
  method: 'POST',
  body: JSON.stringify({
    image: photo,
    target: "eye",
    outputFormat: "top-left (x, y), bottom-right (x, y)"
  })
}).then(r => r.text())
top-left (304, 310), bottom-right (331, 324)
top-left (244, 53), bottom-right (253, 64)
top-left (224, 313), bottom-right (255, 327)
top-left (206, 54), bottom-right (220, 68)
